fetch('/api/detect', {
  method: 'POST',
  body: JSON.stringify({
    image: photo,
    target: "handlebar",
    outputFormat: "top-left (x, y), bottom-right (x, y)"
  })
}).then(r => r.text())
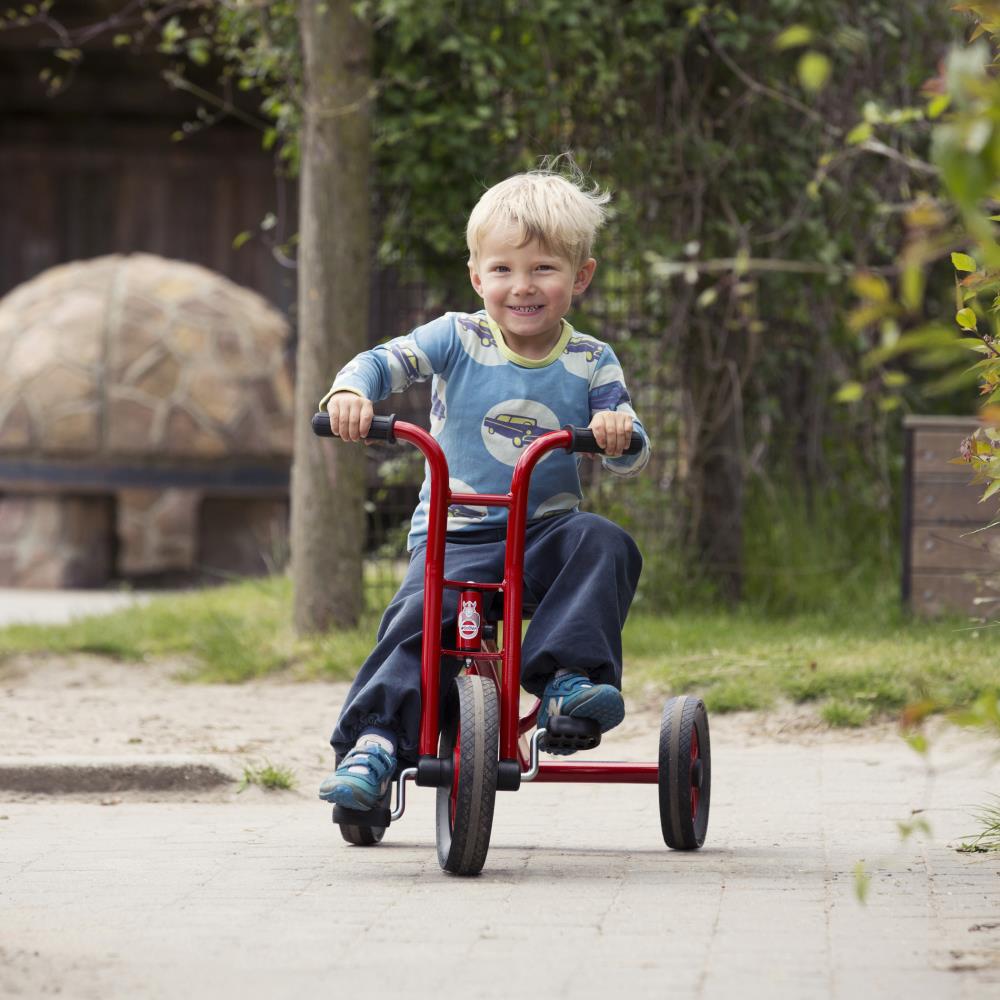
top-left (561, 425), bottom-right (643, 456)
top-left (311, 412), bottom-right (642, 455)
top-left (311, 411), bottom-right (397, 443)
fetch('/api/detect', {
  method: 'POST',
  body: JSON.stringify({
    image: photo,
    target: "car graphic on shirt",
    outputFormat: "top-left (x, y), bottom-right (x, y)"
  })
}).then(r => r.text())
top-left (563, 336), bottom-right (604, 362)
top-left (389, 344), bottom-right (423, 380)
top-left (483, 413), bottom-right (558, 448)
top-left (458, 315), bottom-right (497, 348)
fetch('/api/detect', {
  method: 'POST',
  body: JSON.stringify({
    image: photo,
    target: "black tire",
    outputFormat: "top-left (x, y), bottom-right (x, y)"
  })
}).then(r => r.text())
top-left (436, 674), bottom-right (499, 876)
top-left (658, 695), bottom-right (711, 850)
top-left (338, 822), bottom-right (385, 846)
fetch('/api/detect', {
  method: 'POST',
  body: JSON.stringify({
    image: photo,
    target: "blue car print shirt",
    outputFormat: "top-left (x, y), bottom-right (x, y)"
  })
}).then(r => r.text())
top-left (320, 310), bottom-right (651, 550)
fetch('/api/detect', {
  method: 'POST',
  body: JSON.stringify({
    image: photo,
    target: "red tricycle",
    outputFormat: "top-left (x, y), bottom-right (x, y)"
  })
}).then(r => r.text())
top-left (313, 411), bottom-right (711, 876)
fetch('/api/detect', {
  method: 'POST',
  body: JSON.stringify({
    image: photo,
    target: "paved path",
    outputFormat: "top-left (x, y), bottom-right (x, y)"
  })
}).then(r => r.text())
top-left (2, 734), bottom-right (998, 999)
top-left (0, 588), bottom-right (151, 626)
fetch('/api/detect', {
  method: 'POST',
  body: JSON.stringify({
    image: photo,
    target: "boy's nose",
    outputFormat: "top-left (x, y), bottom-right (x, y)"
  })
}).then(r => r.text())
top-left (512, 273), bottom-right (537, 294)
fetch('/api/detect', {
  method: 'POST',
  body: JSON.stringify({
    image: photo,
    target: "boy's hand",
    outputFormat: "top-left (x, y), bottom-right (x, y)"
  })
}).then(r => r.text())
top-left (588, 410), bottom-right (633, 458)
top-left (327, 391), bottom-right (374, 443)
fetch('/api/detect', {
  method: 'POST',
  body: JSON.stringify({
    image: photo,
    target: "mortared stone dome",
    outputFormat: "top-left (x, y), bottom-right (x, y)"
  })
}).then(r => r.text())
top-left (0, 255), bottom-right (294, 587)
top-left (0, 253), bottom-right (293, 458)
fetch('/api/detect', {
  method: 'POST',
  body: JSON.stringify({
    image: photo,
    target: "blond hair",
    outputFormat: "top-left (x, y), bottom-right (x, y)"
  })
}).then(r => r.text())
top-left (466, 161), bottom-right (611, 268)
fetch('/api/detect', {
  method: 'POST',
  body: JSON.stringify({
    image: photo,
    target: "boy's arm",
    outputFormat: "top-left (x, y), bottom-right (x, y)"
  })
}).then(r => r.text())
top-left (317, 315), bottom-right (457, 435)
top-left (588, 346), bottom-right (651, 477)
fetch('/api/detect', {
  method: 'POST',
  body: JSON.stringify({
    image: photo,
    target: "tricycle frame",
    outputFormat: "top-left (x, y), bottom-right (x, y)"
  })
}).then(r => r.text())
top-left (391, 418), bottom-right (658, 787)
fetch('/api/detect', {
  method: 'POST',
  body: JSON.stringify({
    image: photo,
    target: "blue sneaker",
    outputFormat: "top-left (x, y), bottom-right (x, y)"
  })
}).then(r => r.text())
top-left (536, 672), bottom-right (625, 748)
top-left (318, 742), bottom-right (396, 810)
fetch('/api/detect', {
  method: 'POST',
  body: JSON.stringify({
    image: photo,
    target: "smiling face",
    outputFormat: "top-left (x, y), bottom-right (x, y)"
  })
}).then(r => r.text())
top-left (468, 230), bottom-right (596, 359)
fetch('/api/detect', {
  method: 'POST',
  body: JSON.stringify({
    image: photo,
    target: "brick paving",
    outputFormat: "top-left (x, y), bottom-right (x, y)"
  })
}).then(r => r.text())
top-left (2, 733), bottom-right (998, 999)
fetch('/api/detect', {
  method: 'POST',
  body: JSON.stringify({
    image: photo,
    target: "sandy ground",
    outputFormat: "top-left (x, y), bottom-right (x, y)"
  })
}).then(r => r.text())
top-left (0, 651), bottom-right (963, 795)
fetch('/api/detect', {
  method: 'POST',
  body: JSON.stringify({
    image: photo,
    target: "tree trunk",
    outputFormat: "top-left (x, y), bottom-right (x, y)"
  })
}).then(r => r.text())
top-left (291, 0), bottom-right (372, 633)
top-left (682, 315), bottom-right (747, 604)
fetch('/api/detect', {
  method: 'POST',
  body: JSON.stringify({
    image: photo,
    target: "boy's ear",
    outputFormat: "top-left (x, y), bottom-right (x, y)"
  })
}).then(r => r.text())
top-left (574, 258), bottom-right (597, 295)
top-left (468, 261), bottom-right (484, 298)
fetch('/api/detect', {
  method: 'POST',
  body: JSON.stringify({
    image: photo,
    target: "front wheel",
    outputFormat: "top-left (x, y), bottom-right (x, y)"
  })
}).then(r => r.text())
top-left (436, 674), bottom-right (499, 876)
top-left (658, 695), bottom-right (711, 850)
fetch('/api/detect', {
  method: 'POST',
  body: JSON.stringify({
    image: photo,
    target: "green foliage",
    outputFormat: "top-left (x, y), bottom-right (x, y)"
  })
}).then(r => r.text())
top-left (623, 605), bottom-right (995, 718)
top-left (740, 471), bottom-right (899, 618)
top-left (842, 3), bottom-right (1000, 513)
top-left (0, 576), bottom-right (376, 683)
top-left (238, 760), bottom-right (296, 792)
top-left (820, 700), bottom-right (874, 727)
top-left (957, 794), bottom-right (1000, 852)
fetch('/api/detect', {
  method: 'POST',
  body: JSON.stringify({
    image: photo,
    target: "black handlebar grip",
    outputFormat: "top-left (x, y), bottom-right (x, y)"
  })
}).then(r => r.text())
top-left (563, 425), bottom-right (643, 456)
top-left (311, 412), bottom-right (335, 437)
top-left (311, 411), bottom-right (398, 443)
top-left (365, 415), bottom-right (398, 442)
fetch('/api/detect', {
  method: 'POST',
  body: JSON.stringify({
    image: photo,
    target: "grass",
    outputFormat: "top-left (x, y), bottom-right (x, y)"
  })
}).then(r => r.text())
top-left (0, 572), bottom-right (995, 729)
top-left (958, 796), bottom-right (1000, 853)
top-left (621, 604), bottom-right (998, 724)
top-left (0, 575), bottom-right (376, 683)
top-left (238, 760), bottom-right (297, 792)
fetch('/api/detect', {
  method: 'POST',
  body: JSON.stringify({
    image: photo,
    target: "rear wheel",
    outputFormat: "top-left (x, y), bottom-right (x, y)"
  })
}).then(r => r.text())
top-left (658, 696), bottom-right (711, 850)
top-left (436, 674), bottom-right (499, 876)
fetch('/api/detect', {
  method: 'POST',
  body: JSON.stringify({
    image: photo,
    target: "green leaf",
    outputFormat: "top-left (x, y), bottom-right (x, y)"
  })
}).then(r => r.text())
top-left (981, 477), bottom-right (1000, 501)
top-left (851, 272), bottom-right (890, 302)
top-left (112, 33), bottom-right (130, 47)
top-left (951, 252), bottom-right (977, 272)
top-left (854, 862), bottom-right (871, 904)
top-left (798, 51), bottom-right (831, 92)
top-left (846, 122), bottom-right (873, 145)
top-left (882, 371), bottom-right (909, 388)
top-left (957, 308), bottom-right (978, 331)
top-left (928, 93), bottom-right (950, 119)
top-left (835, 381), bottom-right (863, 403)
top-left (232, 231), bottom-right (252, 250)
top-left (775, 25), bottom-right (813, 50)
top-left (904, 731), bottom-right (928, 755)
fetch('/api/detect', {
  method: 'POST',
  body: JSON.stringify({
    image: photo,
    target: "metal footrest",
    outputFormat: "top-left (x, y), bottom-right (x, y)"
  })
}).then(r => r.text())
top-left (538, 716), bottom-right (602, 753)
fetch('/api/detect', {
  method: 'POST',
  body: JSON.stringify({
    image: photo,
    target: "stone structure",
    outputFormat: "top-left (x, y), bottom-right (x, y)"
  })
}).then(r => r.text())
top-left (0, 254), bottom-right (293, 587)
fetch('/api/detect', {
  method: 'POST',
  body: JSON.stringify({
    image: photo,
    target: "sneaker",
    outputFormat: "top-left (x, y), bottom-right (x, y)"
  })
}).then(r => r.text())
top-left (318, 741), bottom-right (396, 810)
top-left (536, 671), bottom-right (625, 739)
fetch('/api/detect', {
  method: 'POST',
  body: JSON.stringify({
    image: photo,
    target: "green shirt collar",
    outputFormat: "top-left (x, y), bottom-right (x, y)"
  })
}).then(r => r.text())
top-left (485, 315), bottom-right (572, 368)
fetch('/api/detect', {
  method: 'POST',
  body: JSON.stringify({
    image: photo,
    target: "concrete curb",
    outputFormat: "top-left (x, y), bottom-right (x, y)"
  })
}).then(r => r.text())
top-left (0, 756), bottom-right (239, 794)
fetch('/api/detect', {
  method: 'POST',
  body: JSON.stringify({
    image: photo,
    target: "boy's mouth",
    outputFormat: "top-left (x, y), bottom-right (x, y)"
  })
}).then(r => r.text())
top-left (508, 305), bottom-right (543, 315)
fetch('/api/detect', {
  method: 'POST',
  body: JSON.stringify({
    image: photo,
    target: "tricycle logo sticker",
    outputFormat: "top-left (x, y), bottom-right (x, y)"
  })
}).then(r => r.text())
top-left (458, 600), bottom-right (481, 640)
top-left (481, 399), bottom-right (560, 466)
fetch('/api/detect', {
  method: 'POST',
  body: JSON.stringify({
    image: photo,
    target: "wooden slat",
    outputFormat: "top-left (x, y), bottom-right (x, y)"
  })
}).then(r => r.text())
top-left (910, 524), bottom-right (1000, 572)
top-left (909, 572), bottom-right (1000, 618)
top-left (911, 481), bottom-right (996, 523)
top-left (911, 429), bottom-right (981, 478)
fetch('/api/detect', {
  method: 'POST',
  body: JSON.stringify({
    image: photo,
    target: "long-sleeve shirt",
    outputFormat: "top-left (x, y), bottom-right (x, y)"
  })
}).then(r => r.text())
top-left (320, 310), bottom-right (651, 550)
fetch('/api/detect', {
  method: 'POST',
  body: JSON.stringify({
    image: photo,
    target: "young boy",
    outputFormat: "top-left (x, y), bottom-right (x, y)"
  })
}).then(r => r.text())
top-left (318, 167), bottom-right (650, 810)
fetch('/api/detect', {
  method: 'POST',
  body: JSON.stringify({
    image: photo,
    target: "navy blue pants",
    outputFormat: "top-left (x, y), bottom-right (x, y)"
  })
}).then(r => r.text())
top-left (331, 511), bottom-right (642, 764)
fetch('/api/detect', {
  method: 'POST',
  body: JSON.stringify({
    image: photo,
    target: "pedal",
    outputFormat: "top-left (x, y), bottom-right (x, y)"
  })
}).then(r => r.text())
top-left (539, 716), bottom-right (602, 753)
top-left (332, 801), bottom-right (391, 828)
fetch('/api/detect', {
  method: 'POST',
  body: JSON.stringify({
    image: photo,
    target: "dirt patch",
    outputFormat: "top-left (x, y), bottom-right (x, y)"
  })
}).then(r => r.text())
top-left (1, 653), bottom-right (950, 800)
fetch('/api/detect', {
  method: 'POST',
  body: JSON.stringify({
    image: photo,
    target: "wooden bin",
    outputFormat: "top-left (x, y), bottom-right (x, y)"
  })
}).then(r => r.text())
top-left (903, 415), bottom-right (1000, 618)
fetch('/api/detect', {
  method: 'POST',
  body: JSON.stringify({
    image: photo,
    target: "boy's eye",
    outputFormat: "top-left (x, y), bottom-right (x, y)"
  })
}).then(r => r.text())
top-left (493, 265), bottom-right (510, 273)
